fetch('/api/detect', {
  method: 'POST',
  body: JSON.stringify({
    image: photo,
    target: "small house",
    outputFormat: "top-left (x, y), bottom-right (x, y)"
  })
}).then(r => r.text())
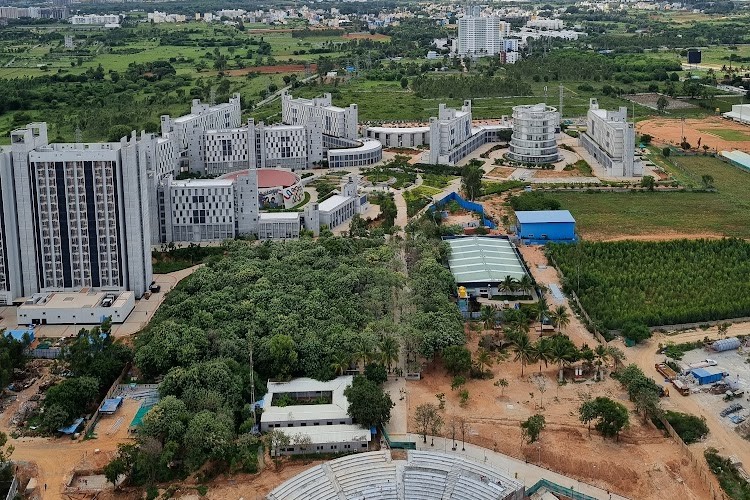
top-left (691, 367), bottom-right (726, 385)
top-left (515, 210), bottom-right (576, 243)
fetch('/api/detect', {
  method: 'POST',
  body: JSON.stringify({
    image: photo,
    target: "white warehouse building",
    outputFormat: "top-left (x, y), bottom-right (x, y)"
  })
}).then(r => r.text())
top-left (723, 104), bottom-right (750, 125)
top-left (507, 103), bottom-right (560, 165)
top-left (580, 99), bottom-right (640, 177)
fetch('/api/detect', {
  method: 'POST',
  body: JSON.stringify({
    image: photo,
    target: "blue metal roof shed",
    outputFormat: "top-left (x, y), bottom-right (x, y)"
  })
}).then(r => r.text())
top-left (515, 210), bottom-right (576, 243)
top-left (691, 367), bottom-right (726, 385)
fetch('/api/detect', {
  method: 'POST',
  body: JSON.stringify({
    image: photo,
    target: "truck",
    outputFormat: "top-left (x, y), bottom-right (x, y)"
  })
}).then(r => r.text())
top-left (672, 379), bottom-right (690, 396)
top-left (656, 363), bottom-right (678, 381)
top-left (688, 359), bottom-right (718, 369)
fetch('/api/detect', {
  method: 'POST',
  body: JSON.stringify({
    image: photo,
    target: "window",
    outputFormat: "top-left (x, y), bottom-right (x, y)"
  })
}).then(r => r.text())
top-left (327, 421), bottom-right (332, 425)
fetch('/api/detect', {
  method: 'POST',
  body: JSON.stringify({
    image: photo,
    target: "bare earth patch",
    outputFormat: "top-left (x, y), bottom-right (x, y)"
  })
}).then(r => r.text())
top-left (637, 116), bottom-right (750, 152)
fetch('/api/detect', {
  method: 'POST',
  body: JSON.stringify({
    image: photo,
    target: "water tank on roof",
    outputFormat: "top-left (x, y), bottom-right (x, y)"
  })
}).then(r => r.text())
top-left (713, 337), bottom-right (741, 352)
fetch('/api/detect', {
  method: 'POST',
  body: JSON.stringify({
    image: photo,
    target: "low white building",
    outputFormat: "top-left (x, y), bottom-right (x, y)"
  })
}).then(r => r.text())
top-left (526, 17), bottom-right (563, 30)
top-left (365, 126), bottom-right (430, 148)
top-left (257, 212), bottom-right (301, 239)
top-left (723, 104), bottom-right (750, 125)
top-left (17, 290), bottom-right (135, 325)
top-left (261, 376), bottom-right (353, 431)
top-left (70, 14), bottom-right (120, 25)
top-left (580, 98), bottom-right (639, 177)
top-left (274, 424), bottom-right (371, 456)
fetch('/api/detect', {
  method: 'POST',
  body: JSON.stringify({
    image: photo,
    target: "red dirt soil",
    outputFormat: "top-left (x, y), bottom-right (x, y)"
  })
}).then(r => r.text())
top-left (220, 64), bottom-right (315, 76)
top-left (637, 116), bottom-right (750, 152)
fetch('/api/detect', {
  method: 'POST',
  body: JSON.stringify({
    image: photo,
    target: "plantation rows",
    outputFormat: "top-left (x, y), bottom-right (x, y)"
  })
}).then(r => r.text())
top-left (547, 239), bottom-right (750, 329)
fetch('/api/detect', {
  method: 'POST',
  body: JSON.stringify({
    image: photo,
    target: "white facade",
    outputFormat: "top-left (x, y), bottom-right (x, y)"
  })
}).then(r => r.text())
top-left (163, 178), bottom-right (235, 242)
top-left (580, 99), bottom-right (638, 177)
top-left (160, 93), bottom-right (242, 174)
top-left (526, 18), bottom-right (564, 30)
top-left (429, 102), bottom-right (473, 164)
top-left (2, 123), bottom-right (153, 301)
top-left (281, 92), bottom-right (358, 141)
top-left (261, 376), bottom-right (353, 432)
top-left (723, 104), bottom-right (750, 125)
top-left (318, 177), bottom-right (366, 229)
top-left (365, 126), bottom-right (430, 148)
top-left (457, 16), bottom-right (504, 56)
top-left (17, 290), bottom-right (135, 325)
top-left (257, 212), bottom-right (300, 239)
top-left (507, 103), bottom-right (560, 165)
top-left (70, 14), bottom-right (120, 25)
top-left (327, 139), bottom-right (382, 169)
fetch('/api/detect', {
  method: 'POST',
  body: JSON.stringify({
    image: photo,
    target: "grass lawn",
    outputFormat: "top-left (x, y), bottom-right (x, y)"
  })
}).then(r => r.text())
top-left (698, 128), bottom-right (750, 142)
top-left (546, 155), bottom-right (750, 239)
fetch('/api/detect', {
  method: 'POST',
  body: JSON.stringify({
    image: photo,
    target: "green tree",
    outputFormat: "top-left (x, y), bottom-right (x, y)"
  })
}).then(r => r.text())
top-left (591, 397), bottom-right (629, 440)
top-left (701, 175), bottom-right (715, 189)
top-left (461, 162), bottom-right (483, 200)
top-left (442, 345), bottom-right (472, 375)
top-left (268, 334), bottom-right (298, 380)
top-left (414, 403), bottom-right (440, 443)
top-left (330, 352), bottom-right (352, 376)
top-left (579, 397), bottom-right (598, 436)
top-left (509, 331), bottom-right (534, 376)
top-left (400, 77), bottom-right (409, 89)
top-left (480, 304), bottom-right (496, 330)
top-left (379, 335), bottom-right (400, 373)
top-left (549, 335), bottom-right (578, 382)
top-left (549, 305), bottom-right (570, 333)
top-left (267, 429), bottom-right (291, 468)
top-left (475, 347), bottom-right (494, 374)
top-left (108, 124), bottom-right (132, 141)
top-left (184, 410), bottom-right (235, 469)
top-left (364, 363), bottom-right (388, 385)
top-left (521, 414), bottom-right (546, 444)
top-left (621, 322), bottom-right (651, 343)
top-left (344, 376), bottom-right (394, 428)
top-left (656, 95), bottom-right (669, 114)
top-left (494, 377), bottom-right (509, 396)
top-left (640, 175), bottom-right (656, 191)
top-left (530, 337), bottom-right (553, 373)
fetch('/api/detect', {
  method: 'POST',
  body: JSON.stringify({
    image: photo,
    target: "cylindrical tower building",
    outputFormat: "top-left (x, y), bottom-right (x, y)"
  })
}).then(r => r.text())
top-left (507, 103), bottom-right (559, 164)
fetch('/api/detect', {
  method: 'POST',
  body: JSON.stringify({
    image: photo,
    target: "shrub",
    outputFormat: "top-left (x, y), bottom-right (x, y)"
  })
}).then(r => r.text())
top-left (662, 411), bottom-right (708, 444)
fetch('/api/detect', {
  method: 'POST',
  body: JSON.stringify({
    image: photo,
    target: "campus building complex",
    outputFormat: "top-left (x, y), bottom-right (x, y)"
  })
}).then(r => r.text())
top-left (0, 94), bottom-right (372, 307)
top-left (0, 123), bottom-right (153, 303)
top-left (579, 99), bottom-right (639, 177)
top-left (507, 103), bottom-right (560, 164)
top-left (428, 102), bottom-right (512, 165)
top-left (281, 91), bottom-right (359, 142)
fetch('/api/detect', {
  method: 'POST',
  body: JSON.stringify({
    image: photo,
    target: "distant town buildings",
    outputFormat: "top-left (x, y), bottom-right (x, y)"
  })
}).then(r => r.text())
top-left (456, 15), bottom-right (520, 62)
top-left (70, 14), bottom-right (120, 26)
top-left (147, 11), bottom-right (187, 23)
top-left (580, 99), bottom-right (640, 177)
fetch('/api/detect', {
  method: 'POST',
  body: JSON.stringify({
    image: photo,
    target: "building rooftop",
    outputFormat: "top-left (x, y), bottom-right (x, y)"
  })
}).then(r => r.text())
top-left (515, 210), bottom-right (575, 224)
top-left (220, 169), bottom-right (300, 188)
top-left (278, 424), bottom-right (371, 444)
top-left (318, 194), bottom-right (352, 213)
top-left (20, 290), bottom-right (133, 309)
top-left (258, 212), bottom-right (301, 221)
top-left (171, 179), bottom-right (234, 188)
top-left (721, 150), bottom-right (750, 172)
top-left (261, 376), bottom-right (352, 423)
top-left (446, 236), bottom-right (527, 284)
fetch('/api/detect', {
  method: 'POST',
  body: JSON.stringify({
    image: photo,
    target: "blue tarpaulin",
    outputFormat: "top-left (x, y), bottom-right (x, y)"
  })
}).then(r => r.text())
top-left (4, 329), bottom-right (35, 343)
top-left (58, 417), bottom-right (84, 435)
top-left (100, 397), bottom-right (124, 414)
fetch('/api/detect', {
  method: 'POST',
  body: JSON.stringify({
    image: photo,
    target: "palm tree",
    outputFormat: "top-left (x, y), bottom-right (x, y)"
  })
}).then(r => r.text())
top-left (500, 276), bottom-right (519, 297)
top-left (476, 347), bottom-right (494, 374)
top-left (510, 331), bottom-right (534, 376)
top-left (531, 337), bottom-right (553, 373)
top-left (330, 352), bottom-right (352, 376)
top-left (494, 378), bottom-right (509, 396)
top-left (550, 305), bottom-right (571, 333)
top-left (379, 335), bottom-right (400, 373)
top-left (480, 305), bottom-right (496, 331)
top-left (607, 345), bottom-right (625, 371)
top-left (518, 275), bottom-right (533, 298)
top-left (594, 344), bottom-right (609, 381)
top-left (549, 335), bottom-right (578, 382)
top-left (355, 337), bottom-right (376, 371)
top-left (535, 296), bottom-right (550, 334)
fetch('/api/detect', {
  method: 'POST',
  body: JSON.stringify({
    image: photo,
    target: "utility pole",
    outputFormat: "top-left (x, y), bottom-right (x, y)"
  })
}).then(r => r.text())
top-left (249, 335), bottom-right (256, 424)
top-left (559, 84), bottom-right (563, 119)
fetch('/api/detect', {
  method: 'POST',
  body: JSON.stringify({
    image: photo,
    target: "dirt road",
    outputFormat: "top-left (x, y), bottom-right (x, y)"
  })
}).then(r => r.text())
top-left (627, 327), bottom-right (750, 470)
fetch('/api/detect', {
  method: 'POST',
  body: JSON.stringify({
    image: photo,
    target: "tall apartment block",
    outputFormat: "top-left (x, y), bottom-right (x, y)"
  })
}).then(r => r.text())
top-left (0, 123), bottom-right (153, 303)
top-left (458, 16), bottom-right (504, 56)
top-left (580, 99), bottom-right (638, 177)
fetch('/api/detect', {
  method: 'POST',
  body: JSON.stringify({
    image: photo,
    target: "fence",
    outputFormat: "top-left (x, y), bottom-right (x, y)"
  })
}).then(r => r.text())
top-left (380, 427), bottom-right (416, 450)
top-left (546, 254), bottom-right (608, 345)
top-left (26, 348), bottom-right (61, 359)
top-left (657, 415), bottom-right (728, 500)
top-left (4, 475), bottom-right (18, 500)
top-left (525, 479), bottom-right (598, 500)
top-left (429, 192), bottom-right (496, 229)
top-left (82, 362), bottom-right (131, 437)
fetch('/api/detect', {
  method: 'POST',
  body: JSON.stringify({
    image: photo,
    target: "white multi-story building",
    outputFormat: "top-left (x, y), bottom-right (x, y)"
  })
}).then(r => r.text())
top-left (526, 17), bottom-right (564, 30)
top-left (70, 14), bottom-right (120, 25)
top-left (507, 103), bottom-right (560, 165)
top-left (429, 102), bottom-right (473, 164)
top-left (0, 123), bottom-right (153, 303)
top-left (281, 92), bottom-right (358, 142)
top-left (580, 99), bottom-right (638, 177)
top-left (160, 93), bottom-right (242, 174)
top-left (457, 16), bottom-right (504, 57)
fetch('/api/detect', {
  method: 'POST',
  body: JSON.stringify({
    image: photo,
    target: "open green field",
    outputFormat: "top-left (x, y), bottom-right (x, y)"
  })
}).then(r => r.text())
top-left (695, 44), bottom-right (750, 67)
top-left (698, 128), bottom-right (750, 142)
top-left (546, 155), bottom-right (750, 239)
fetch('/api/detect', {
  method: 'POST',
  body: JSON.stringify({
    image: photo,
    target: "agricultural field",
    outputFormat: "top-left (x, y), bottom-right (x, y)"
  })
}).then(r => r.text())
top-left (546, 155), bottom-right (750, 239)
top-left (547, 238), bottom-right (750, 329)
